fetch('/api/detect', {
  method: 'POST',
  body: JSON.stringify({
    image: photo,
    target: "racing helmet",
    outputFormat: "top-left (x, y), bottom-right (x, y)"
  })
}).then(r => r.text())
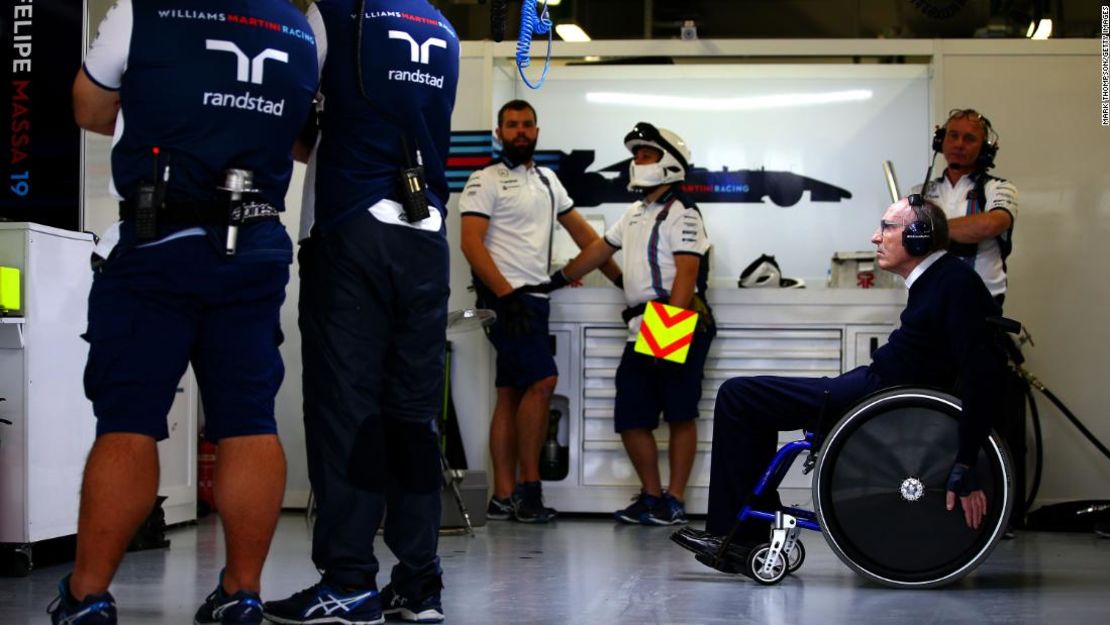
top-left (624, 122), bottom-right (691, 189)
top-left (739, 254), bottom-right (805, 289)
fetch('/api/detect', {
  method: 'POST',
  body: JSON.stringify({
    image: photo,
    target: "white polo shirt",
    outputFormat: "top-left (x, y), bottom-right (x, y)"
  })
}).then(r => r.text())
top-left (459, 160), bottom-right (574, 290)
top-left (912, 171), bottom-right (1018, 298)
top-left (605, 192), bottom-right (710, 335)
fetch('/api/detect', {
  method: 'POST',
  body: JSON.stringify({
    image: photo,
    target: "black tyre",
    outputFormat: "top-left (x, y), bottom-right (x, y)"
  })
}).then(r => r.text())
top-left (786, 539), bottom-right (805, 574)
top-left (746, 543), bottom-right (788, 585)
top-left (813, 388), bottom-right (1012, 588)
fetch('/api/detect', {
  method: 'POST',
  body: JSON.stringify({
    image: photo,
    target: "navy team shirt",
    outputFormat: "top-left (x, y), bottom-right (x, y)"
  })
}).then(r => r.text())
top-left (84, 0), bottom-right (319, 211)
top-left (305, 0), bottom-right (460, 232)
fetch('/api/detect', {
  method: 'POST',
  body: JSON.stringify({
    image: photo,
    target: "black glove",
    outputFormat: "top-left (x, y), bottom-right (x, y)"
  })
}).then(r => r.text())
top-left (545, 269), bottom-right (571, 293)
top-left (946, 463), bottom-right (980, 497)
top-left (496, 291), bottom-right (532, 337)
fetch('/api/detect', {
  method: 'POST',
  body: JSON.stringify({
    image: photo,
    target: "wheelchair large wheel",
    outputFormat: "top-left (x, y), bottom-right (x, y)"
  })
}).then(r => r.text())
top-left (812, 388), bottom-right (1013, 589)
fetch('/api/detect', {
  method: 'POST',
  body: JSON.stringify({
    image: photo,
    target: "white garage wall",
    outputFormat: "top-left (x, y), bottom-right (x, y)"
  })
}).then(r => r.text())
top-left (79, 33), bottom-right (1107, 507)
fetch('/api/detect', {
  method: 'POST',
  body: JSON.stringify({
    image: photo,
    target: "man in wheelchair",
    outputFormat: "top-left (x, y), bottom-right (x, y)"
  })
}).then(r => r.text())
top-left (672, 196), bottom-right (1009, 576)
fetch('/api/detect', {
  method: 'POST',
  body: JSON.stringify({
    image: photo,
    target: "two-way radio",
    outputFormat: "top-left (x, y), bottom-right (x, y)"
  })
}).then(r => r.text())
top-left (135, 147), bottom-right (171, 241)
top-left (354, 0), bottom-right (430, 223)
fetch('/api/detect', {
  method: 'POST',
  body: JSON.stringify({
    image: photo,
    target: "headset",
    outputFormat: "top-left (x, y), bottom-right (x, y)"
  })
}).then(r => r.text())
top-left (932, 109), bottom-right (1000, 172)
top-left (903, 195), bottom-right (937, 257)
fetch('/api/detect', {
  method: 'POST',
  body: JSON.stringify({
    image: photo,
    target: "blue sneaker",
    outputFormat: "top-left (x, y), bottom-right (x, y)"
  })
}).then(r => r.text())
top-left (194, 570), bottom-right (263, 624)
top-left (262, 581), bottom-right (383, 625)
top-left (380, 578), bottom-right (444, 623)
top-left (645, 492), bottom-right (689, 526)
top-left (47, 575), bottom-right (117, 625)
top-left (614, 491), bottom-right (660, 525)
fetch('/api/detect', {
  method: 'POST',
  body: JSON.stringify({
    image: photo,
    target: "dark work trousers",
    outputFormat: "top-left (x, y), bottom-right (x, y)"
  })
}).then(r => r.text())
top-left (299, 211), bottom-right (449, 592)
top-left (706, 367), bottom-right (885, 537)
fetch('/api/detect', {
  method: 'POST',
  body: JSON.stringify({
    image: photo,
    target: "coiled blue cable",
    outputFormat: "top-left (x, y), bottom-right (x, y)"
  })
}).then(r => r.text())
top-left (516, 0), bottom-right (552, 90)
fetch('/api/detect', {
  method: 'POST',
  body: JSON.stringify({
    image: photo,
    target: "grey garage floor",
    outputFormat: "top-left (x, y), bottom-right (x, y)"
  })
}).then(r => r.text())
top-left (2, 513), bottom-right (1108, 624)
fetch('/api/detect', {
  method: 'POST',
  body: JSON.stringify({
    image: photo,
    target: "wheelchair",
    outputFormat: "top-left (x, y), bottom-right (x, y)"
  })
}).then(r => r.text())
top-left (704, 387), bottom-right (1014, 589)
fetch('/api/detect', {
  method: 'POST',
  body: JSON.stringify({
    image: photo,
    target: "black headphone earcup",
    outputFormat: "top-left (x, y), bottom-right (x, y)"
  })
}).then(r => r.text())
top-left (931, 127), bottom-right (946, 153)
top-left (902, 221), bottom-right (933, 257)
top-left (977, 141), bottom-right (998, 170)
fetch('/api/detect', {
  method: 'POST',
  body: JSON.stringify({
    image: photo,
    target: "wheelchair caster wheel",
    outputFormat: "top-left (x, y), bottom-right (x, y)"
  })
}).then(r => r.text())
top-left (746, 543), bottom-right (788, 585)
top-left (786, 540), bottom-right (805, 574)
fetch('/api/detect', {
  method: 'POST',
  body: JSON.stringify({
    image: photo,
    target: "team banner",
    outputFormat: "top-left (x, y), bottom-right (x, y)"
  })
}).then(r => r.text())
top-left (2, 0), bottom-right (84, 230)
top-left (634, 301), bottom-right (698, 364)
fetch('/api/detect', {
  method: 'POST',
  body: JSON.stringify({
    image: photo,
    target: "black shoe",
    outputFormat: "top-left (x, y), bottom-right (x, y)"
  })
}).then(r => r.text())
top-left (380, 576), bottom-right (444, 623)
top-left (262, 581), bottom-right (382, 625)
top-left (670, 527), bottom-right (755, 573)
top-left (512, 481), bottom-right (555, 523)
top-left (194, 570), bottom-right (263, 624)
top-left (486, 496), bottom-right (514, 521)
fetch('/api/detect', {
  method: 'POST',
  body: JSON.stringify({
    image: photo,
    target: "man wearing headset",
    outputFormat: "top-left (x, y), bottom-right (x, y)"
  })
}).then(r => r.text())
top-left (671, 197), bottom-right (1008, 573)
top-left (459, 100), bottom-right (620, 524)
top-left (913, 109), bottom-right (1018, 304)
top-left (547, 122), bottom-right (715, 527)
top-left (264, 1), bottom-right (459, 624)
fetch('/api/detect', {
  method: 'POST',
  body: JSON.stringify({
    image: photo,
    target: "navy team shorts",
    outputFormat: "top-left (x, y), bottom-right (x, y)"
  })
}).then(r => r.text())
top-left (83, 221), bottom-right (290, 441)
top-left (482, 292), bottom-right (557, 389)
top-left (613, 328), bottom-right (714, 432)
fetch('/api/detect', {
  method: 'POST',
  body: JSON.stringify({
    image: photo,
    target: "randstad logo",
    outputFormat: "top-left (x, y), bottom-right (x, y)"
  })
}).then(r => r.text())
top-left (387, 30), bottom-right (446, 89)
top-left (387, 69), bottom-right (444, 88)
top-left (388, 31), bottom-right (446, 64)
top-left (202, 91), bottom-right (285, 116)
top-left (202, 39), bottom-right (288, 116)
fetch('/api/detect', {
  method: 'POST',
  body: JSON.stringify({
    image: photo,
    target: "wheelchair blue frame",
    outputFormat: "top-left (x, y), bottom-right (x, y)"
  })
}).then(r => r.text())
top-left (736, 432), bottom-right (822, 532)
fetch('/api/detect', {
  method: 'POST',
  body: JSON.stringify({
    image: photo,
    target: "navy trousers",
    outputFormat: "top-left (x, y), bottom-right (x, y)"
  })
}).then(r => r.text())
top-left (706, 366), bottom-right (886, 536)
top-left (299, 211), bottom-right (448, 592)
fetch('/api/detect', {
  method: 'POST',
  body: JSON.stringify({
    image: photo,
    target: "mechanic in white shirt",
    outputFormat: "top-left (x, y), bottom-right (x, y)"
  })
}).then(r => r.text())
top-left (550, 122), bottom-right (714, 527)
top-left (459, 100), bottom-right (620, 523)
top-left (912, 109), bottom-right (1018, 303)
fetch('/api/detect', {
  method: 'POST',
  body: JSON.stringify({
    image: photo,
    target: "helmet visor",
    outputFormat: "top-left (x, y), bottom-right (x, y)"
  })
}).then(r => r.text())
top-left (624, 122), bottom-right (689, 171)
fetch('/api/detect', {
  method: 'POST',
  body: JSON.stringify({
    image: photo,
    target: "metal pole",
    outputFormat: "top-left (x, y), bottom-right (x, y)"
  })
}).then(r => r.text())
top-left (882, 161), bottom-right (901, 203)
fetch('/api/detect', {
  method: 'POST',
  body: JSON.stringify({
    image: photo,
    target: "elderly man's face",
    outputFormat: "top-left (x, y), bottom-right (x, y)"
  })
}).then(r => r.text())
top-left (871, 199), bottom-right (915, 277)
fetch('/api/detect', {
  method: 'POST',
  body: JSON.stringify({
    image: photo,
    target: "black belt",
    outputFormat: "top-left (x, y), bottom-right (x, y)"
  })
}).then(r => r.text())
top-left (621, 301), bottom-right (653, 324)
top-left (119, 200), bottom-right (280, 226)
top-left (120, 199), bottom-right (223, 226)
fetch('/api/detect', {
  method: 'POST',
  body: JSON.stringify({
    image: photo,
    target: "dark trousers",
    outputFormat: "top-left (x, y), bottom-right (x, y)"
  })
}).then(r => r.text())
top-left (299, 212), bottom-right (449, 591)
top-left (706, 367), bottom-right (885, 536)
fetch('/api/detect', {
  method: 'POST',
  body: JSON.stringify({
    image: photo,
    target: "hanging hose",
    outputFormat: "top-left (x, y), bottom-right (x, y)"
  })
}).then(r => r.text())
top-left (1018, 367), bottom-right (1110, 462)
top-left (1024, 382), bottom-right (1043, 513)
top-left (516, 0), bottom-right (553, 90)
top-left (996, 323), bottom-right (1106, 515)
